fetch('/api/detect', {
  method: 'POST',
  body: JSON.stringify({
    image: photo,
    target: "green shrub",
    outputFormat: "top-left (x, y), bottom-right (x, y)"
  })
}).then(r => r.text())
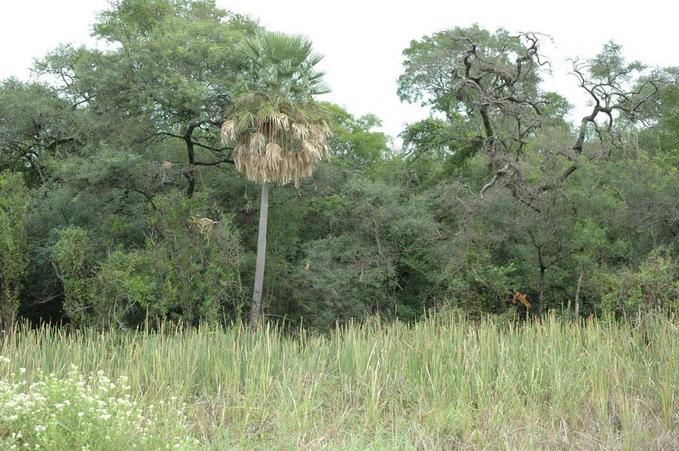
top-left (52, 193), bottom-right (245, 328)
top-left (597, 247), bottom-right (679, 316)
top-left (52, 227), bottom-right (95, 326)
top-left (0, 172), bottom-right (28, 333)
top-left (445, 249), bottom-right (517, 315)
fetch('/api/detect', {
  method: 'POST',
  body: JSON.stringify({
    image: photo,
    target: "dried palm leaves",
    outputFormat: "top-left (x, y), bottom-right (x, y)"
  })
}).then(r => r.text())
top-left (221, 107), bottom-right (331, 186)
top-left (221, 32), bottom-right (331, 186)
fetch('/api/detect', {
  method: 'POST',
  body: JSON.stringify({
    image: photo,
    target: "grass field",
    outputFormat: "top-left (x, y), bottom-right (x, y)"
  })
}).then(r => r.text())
top-left (2, 314), bottom-right (678, 449)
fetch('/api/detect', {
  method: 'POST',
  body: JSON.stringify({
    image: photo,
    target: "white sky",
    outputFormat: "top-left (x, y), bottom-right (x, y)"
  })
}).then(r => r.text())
top-left (1, 0), bottom-right (676, 140)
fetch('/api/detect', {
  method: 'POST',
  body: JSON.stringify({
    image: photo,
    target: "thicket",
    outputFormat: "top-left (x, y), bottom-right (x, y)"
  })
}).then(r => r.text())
top-left (0, 0), bottom-right (676, 331)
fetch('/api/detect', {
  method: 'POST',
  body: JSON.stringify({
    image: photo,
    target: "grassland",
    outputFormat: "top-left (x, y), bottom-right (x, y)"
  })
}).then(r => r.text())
top-left (2, 314), bottom-right (678, 449)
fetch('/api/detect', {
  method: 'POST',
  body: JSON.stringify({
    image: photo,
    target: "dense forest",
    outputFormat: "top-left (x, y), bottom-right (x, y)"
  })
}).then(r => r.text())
top-left (1, 0), bottom-right (677, 333)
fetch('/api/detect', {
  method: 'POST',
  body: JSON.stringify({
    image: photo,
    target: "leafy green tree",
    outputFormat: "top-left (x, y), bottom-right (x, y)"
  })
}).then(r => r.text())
top-left (0, 172), bottom-right (29, 333)
top-left (323, 103), bottom-right (390, 166)
top-left (13, 0), bottom-right (257, 323)
top-left (292, 176), bottom-right (441, 327)
top-left (0, 79), bottom-right (80, 187)
top-left (398, 25), bottom-right (548, 179)
top-left (596, 247), bottom-right (679, 317)
top-left (94, 194), bottom-right (244, 327)
top-left (35, 0), bottom-right (258, 197)
top-left (639, 67), bottom-right (679, 167)
top-left (52, 227), bottom-right (95, 326)
top-left (53, 193), bottom-right (243, 328)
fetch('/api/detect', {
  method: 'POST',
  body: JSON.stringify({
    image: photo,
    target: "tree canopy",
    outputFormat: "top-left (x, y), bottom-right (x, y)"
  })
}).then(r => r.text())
top-left (0, 3), bottom-right (676, 331)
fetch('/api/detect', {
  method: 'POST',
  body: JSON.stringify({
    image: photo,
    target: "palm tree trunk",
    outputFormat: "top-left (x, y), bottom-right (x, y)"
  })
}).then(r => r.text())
top-left (249, 182), bottom-right (269, 328)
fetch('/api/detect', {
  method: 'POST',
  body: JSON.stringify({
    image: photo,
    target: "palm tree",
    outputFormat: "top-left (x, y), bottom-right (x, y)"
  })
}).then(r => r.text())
top-left (221, 32), bottom-right (331, 327)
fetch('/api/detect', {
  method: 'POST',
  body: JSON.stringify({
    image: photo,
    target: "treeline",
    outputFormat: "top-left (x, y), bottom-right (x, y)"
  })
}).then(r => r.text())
top-left (0, 0), bottom-right (677, 331)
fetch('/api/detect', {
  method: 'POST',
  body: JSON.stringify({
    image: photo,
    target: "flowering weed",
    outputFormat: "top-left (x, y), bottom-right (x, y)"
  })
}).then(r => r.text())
top-left (0, 361), bottom-right (199, 450)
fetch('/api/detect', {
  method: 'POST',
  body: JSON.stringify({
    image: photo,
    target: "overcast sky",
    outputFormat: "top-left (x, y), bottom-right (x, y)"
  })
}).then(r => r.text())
top-left (1, 0), bottom-right (675, 140)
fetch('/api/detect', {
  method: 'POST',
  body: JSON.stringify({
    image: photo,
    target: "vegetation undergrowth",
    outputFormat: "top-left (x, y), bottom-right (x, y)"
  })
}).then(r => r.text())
top-left (0, 360), bottom-right (198, 450)
top-left (2, 314), bottom-right (677, 449)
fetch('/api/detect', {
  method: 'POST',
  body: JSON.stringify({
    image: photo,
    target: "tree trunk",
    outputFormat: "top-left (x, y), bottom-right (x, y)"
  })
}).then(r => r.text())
top-left (0, 286), bottom-right (16, 337)
top-left (537, 251), bottom-right (545, 319)
top-left (249, 182), bottom-right (269, 328)
top-left (536, 258), bottom-right (546, 319)
top-left (183, 123), bottom-right (198, 198)
top-left (574, 268), bottom-right (584, 322)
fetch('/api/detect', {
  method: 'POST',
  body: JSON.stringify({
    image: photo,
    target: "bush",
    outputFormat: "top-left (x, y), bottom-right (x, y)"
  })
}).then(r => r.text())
top-left (52, 227), bottom-right (94, 326)
top-left (597, 247), bottom-right (679, 317)
top-left (0, 172), bottom-right (28, 333)
top-left (52, 193), bottom-right (245, 328)
top-left (445, 249), bottom-right (517, 316)
top-left (0, 358), bottom-right (199, 450)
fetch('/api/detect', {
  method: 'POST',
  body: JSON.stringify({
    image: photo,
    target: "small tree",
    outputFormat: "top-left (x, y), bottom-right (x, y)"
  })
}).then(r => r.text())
top-left (222, 32), bottom-right (331, 327)
top-left (0, 172), bottom-right (29, 334)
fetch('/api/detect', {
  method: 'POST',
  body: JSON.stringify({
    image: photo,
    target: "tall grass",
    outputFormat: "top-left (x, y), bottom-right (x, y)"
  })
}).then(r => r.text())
top-left (2, 314), bottom-right (678, 449)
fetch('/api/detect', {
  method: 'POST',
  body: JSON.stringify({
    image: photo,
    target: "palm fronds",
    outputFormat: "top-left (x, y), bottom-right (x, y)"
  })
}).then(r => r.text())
top-left (222, 102), bottom-right (331, 186)
top-left (222, 32), bottom-right (331, 186)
